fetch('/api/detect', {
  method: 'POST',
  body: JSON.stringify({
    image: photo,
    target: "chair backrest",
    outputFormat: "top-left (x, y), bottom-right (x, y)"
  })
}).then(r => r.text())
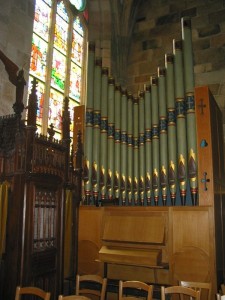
top-left (216, 293), bottom-right (221, 300)
top-left (179, 280), bottom-right (212, 300)
top-left (221, 284), bottom-right (225, 295)
top-left (75, 274), bottom-right (107, 300)
top-left (161, 286), bottom-right (200, 300)
top-left (58, 296), bottom-right (91, 300)
top-left (119, 280), bottom-right (153, 300)
top-left (15, 286), bottom-right (51, 300)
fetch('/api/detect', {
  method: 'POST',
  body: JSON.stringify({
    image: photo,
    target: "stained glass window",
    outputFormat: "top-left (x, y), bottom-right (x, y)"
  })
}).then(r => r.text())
top-left (28, 0), bottom-right (86, 140)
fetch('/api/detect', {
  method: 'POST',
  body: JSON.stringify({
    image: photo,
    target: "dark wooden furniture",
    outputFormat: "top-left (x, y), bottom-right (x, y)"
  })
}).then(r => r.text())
top-left (161, 286), bottom-right (200, 300)
top-left (119, 280), bottom-right (153, 300)
top-left (75, 274), bottom-right (107, 300)
top-left (0, 52), bottom-right (82, 300)
top-left (15, 286), bottom-right (51, 300)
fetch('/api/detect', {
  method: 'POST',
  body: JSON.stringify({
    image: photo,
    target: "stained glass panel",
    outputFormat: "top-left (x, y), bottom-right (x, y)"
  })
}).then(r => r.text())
top-left (51, 48), bottom-right (66, 92)
top-left (57, 1), bottom-right (69, 21)
top-left (73, 16), bottom-right (84, 36)
top-left (71, 29), bottom-right (83, 66)
top-left (69, 99), bottom-right (79, 136)
top-left (48, 88), bottom-right (64, 135)
top-left (30, 33), bottom-right (48, 81)
top-left (69, 61), bottom-right (81, 101)
top-left (54, 12), bottom-right (68, 54)
top-left (28, 0), bottom-right (85, 139)
top-left (43, 0), bottom-right (52, 6)
top-left (33, 0), bottom-right (51, 41)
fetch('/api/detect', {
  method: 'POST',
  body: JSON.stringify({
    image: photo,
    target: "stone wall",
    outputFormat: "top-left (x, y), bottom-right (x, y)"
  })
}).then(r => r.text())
top-left (0, 0), bottom-right (34, 116)
top-left (127, 0), bottom-right (225, 142)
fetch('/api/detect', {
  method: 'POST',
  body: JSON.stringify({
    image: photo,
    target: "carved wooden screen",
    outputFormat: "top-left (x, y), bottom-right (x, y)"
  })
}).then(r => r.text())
top-left (34, 187), bottom-right (57, 251)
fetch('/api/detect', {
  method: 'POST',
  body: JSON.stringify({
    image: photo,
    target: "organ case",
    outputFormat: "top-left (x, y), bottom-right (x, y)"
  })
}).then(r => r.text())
top-left (75, 17), bottom-right (225, 300)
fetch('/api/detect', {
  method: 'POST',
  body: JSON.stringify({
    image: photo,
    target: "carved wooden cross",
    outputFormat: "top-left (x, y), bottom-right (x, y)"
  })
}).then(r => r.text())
top-left (198, 98), bottom-right (206, 115)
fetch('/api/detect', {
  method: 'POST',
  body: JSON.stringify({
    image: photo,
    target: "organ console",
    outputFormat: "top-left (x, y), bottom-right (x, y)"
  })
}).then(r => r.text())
top-left (75, 16), bottom-right (225, 300)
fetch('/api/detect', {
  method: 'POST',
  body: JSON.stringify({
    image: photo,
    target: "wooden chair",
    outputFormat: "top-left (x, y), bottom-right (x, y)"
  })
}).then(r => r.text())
top-left (119, 280), bottom-right (153, 300)
top-left (15, 286), bottom-right (51, 300)
top-left (58, 296), bottom-right (91, 300)
top-left (179, 280), bottom-right (212, 300)
top-left (75, 274), bottom-right (107, 300)
top-left (221, 284), bottom-right (225, 295)
top-left (161, 286), bottom-right (200, 300)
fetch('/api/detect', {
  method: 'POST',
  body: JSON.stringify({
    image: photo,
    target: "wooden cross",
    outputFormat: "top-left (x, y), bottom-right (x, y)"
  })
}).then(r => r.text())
top-left (198, 98), bottom-right (206, 115)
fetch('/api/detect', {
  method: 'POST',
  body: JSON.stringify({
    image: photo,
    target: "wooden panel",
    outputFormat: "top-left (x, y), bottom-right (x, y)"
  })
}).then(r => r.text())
top-left (107, 264), bottom-right (156, 283)
top-left (99, 245), bottom-right (162, 267)
top-left (172, 208), bottom-right (210, 253)
top-left (171, 207), bottom-right (216, 295)
top-left (107, 263), bottom-right (169, 284)
top-left (78, 207), bottom-right (104, 275)
top-left (73, 105), bottom-right (85, 144)
top-left (103, 215), bottom-right (165, 244)
top-left (195, 86), bottom-right (214, 206)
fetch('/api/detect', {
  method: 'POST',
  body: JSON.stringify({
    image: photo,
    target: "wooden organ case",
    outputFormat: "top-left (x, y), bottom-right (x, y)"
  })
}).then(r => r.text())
top-left (75, 18), bottom-right (225, 300)
top-left (0, 51), bottom-right (82, 300)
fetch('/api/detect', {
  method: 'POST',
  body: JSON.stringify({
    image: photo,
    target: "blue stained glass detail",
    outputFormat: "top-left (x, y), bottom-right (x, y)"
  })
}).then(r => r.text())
top-left (86, 110), bottom-right (93, 125)
top-left (101, 119), bottom-right (108, 131)
top-left (115, 130), bottom-right (121, 142)
top-left (108, 124), bottom-right (115, 137)
top-left (186, 94), bottom-right (195, 111)
top-left (93, 111), bottom-right (101, 126)
top-left (152, 126), bottom-right (159, 138)
top-left (121, 132), bottom-right (127, 143)
top-left (159, 118), bottom-right (168, 132)
top-left (133, 138), bottom-right (139, 147)
top-left (127, 135), bottom-right (133, 145)
top-left (167, 110), bottom-right (176, 124)
top-left (139, 133), bottom-right (145, 144)
top-left (176, 100), bottom-right (186, 116)
top-left (57, 1), bottom-right (69, 22)
top-left (145, 129), bottom-right (152, 141)
top-left (74, 16), bottom-right (84, 36)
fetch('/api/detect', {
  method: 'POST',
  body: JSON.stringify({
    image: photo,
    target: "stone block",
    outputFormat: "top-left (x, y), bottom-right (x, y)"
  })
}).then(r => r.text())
top-left (134, 74), bottom-right (150, 84)
top-left (139, 61), bottom-right (152, 74)
top-left (194, 47), bottom-right (224, 65)
top-left (142, 39), bottom-right (160, 50)
top-left (194, 63), bottom-right (212, 73)
top-left (195, 69), bottom-right (225, 86)
top-left (193, 38), bottom-right (210, 51)
top-left (208, 83), bottom-right (220, 94)
top-left (218, 83), bottom-right (225, 95)
top-left (136, 19), bottom-right (155, 32)
top-left (146, 5), bottom-right (170, 20)
top-left (156, 12), bottom-right (180, 26)
top-left (198, 1), bottom-right (223, 16)
top-left (198, 24), bottom-right (220, 38)
top-left (181, 7), bottom-right (197, 18)
top-left (214, 94), bottom-right (225, 108)
top-left (209, 9), bottom-right (225, 24)
top-left (149, 22), bottom-right (180, 36)
top-left (192, 16), bottom-right (209, 29)
top-left (211, 33), bottom-right (225, 48)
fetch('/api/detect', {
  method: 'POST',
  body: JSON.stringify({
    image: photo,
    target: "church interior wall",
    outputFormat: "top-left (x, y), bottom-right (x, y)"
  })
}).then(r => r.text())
top-left (0, 0), bottom-right (224, 145)
top-left (126, 0), bottom-right (225, 145)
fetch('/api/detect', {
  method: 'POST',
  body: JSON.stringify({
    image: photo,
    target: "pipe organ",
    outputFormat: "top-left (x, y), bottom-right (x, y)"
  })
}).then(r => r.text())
top-left (75, 17), bottom-right (225, 300)
top-left (82, 17), bottom-right (199, 207)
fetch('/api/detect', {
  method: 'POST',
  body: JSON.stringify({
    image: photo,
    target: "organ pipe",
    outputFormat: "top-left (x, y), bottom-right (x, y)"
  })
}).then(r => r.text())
top-left (83, 42), bottom-right (95, 204)
top-left (182, 17), bottom-right (198, 205)
top-left (100, 67), bottom-right (109, 202)
top-left (82, 17), bottom-right (198, 207)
